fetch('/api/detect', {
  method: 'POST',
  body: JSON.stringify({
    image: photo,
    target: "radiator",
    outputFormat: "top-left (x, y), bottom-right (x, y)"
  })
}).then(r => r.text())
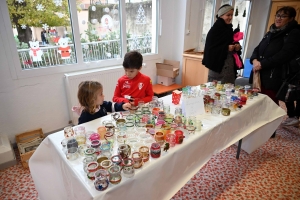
top-left (64, 66), bottom-right (125, 125)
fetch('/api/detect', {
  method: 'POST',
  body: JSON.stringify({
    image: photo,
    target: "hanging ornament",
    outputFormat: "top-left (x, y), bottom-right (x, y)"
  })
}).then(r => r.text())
top-left (106, 52), bottom-right (112, 58)
top-left (91, 6), bottom-right (96, 11)
top-left (53, 0), bottom-right (62, 7)
top-left (16, 0), bottom-right (24, 3)
top-left (56, 12), bottom-right (64, 18)
top-left (82, 20), bottom-right (86, 24)
top-left (42, 23), bottom-right (49, 30)
top-left (21, 24), bottom-right (27, 29)
top-left (135, 4), bottom-right (147, 24)
top-left (104, 7), bottom-right (110, 13)
top-left (243, 9), bottom-right (246, 17)
top-left (91, 19), bottom-right (98, 24)
top-left (235, 7), bottom-right (238, 16)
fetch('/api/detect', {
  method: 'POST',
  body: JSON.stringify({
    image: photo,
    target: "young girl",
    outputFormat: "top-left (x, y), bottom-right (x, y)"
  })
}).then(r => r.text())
top-left (77, 81), bottom-right (131, 124)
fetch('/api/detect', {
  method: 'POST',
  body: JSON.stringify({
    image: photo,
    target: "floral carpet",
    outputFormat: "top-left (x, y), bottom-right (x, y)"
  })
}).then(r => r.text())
top-left (1, 124), bottom-right (300, 200)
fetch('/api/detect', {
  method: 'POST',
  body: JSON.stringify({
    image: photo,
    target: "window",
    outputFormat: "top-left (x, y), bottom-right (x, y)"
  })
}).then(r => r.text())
top-left (4, 0), bottom-right (158, 71)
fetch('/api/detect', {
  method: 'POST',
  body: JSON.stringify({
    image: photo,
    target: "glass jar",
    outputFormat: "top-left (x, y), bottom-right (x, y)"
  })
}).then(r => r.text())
top-left (132, 152), bottom-right (143, 169)
top-left (84, 148), bottom-right (97, 160)
top-left (83, 156), bottom-right (97, 173)
top-left (125, 122), bottom-right (134, 132)
top-left (100, 160), bottom-right (113, 171)
top-left (122, 158), bottom-right (135, 178)
top-left (104, 122), bottom-right (115, 134)
top-left (174, 130), bottom-right (185, 144)
top-left (108, 165), bottom-right (122, 185)
top-left (94, 175), bottom-right (109, 191)
top-left (64, 126), bottom-right (75, 138)
top-left (100, 142), bottom-right (111, 158)
top-left (139, 146), bottom-right (149, 162)
top-left (104, 131), bottom-right (115, 148)
top-left (117, 122), bottom-right (127, 136)
top-left (67, 138), bottom-right (78, 149)
top-left (97, 126), bottom-right (106, 140)
top-left (90, 140), bottom-right (101, 155)
top-left (154, 131), bottom-right (165, 147)
top-left (150, 142), bottom-right (161, 158)
top-left (66, 147), bottom-right (78, 161)
top-left (111, 155), bottom-right (123, 166)
top-left (118, 144), bottom-right (131, 159)
top-left (111, 112), bottom-right (120, 121)
top-left (166, 133), bottom-right (176, 147)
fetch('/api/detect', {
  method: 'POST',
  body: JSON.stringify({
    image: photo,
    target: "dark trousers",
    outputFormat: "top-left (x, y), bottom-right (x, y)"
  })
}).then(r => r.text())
top-left (261, 87), bottom-right (279, 105)
top-left (285, 100), bottom-right (300, 118)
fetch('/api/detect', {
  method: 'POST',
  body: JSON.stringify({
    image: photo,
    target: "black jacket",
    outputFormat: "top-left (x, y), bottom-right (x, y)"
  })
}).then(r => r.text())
top-left (78, 101), bottom-right (124, 124)
top-left (250, 21), bottom-right (300, 91)
top-left (202, 18), bottom-right (243, 73)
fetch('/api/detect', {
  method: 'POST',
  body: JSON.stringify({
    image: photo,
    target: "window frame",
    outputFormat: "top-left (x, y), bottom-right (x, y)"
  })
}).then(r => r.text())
top-left (0, 0), bottom-right (160, 79)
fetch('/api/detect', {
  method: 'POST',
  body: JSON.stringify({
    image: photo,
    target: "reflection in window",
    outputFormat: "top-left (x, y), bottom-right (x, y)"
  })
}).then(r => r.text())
top-left (200, 0), bottom-right (214, 51)
top-left (79, 0), bottom-right (122, 62)
top-left (6, 0), bottom-right (76, 69)
top-left (125, 0), bottom-right (157, 54)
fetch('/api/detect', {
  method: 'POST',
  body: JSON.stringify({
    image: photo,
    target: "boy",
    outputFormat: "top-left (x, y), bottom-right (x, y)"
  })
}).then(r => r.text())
top-left (113, 51), bottom-right (154, 106)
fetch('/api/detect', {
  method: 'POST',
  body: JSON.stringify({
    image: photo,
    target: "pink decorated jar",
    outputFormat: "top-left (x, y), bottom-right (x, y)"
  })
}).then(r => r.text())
top-left (150, 142), bottom-right (161, 158)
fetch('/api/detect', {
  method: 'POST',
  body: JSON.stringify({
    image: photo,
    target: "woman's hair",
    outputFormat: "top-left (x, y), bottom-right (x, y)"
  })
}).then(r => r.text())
top-left (123, 50), bottom-right (143, 69)
top-left (77, 81), bottom-right (103, 114)
top-left (276, 6), bottom-right (296, 19)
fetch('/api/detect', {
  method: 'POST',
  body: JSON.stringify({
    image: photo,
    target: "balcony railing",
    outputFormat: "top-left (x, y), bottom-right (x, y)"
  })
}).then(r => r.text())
top-left (18, 36), bottom-right (152, 69)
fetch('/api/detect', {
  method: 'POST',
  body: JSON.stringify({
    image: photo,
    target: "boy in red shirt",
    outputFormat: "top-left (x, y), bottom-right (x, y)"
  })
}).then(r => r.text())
top-left (113, 51), bottom-right (154, 106)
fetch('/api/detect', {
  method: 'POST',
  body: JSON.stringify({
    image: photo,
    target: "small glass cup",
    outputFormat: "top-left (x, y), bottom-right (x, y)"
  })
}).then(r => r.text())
top-left (139, 146), bottom-right (149, 162)
top-left (163, 104), bottom-right (170, 114)
top-left (64, 126), bottom-right (75, 138)
top-left (66, 147), bottom-right (79, 161)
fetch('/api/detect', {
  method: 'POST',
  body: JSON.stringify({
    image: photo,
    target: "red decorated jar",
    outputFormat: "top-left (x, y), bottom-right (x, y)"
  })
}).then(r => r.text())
top-left (174, 130), bottom-right (185, 144)
top-left (150, 142), bottom-right (161, 158)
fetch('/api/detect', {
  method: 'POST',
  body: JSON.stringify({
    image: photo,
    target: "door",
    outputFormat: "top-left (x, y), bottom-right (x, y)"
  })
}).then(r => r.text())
top-left (266, 1), bottom-right (300, 32)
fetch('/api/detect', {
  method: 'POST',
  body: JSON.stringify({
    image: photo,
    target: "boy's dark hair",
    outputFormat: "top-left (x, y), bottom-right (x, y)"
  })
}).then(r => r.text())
top-left (123, 51), bottom-right (143, 69)
top-left (276, 6), bottom-right (296, 18)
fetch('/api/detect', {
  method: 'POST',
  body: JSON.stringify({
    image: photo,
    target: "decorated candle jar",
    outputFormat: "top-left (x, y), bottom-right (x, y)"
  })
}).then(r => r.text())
top-left (108, 165), bottom-right (122, 184)
top-left (94, 175), bottom-right (109, 191)
top-left (150, 142), bottom-right (161, 158)
top-left (90, 140), bottom-right (101, 155)
top-left (118, 144), bottom-right (131, 159)
top-left (132, 152), bottom-right (143, 169)
top-left (122, 158), bottom-right (135, 178)
top-left (64, 126), bottom-right (75, 138)
top-left (154, 131), bottom-right (165, 147)
top-left (111, 155), bottom-right (123, 166)
top-left (174, 130), bottom-right (185, 144)
top-left (139, 146), bottom-right (149, 162)
top-left (166, 133), bottom-right (176, 147)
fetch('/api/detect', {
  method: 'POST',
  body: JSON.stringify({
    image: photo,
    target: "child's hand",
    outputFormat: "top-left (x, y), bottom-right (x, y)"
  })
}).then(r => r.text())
top-left (122, 103), bottom-right (131, 110)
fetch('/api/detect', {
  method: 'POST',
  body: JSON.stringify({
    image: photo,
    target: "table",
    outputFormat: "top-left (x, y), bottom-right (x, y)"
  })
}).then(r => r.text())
top-left (29, 94), bottom-right (286, 200)
top-left (152, 84), bottom-right (182, 96)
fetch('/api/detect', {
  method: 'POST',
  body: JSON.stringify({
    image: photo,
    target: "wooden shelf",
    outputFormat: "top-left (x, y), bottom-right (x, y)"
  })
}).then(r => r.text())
top-left (152, 84), bottom-right (182, 95)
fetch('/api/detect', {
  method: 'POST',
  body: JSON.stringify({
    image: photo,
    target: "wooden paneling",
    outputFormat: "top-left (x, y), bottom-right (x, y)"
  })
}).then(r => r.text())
top-left (266, 1), bottom-right (300, 32)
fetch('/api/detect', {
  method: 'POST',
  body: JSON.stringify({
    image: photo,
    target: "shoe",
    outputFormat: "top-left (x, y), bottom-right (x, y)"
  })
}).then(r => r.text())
top-left (282, 117), bottom-right (299, 126)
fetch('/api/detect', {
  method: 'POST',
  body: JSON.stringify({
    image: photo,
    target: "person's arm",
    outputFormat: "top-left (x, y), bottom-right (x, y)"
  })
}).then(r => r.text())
top-left (114, 102), bottom-right (131, 112)
top-left (112, 79), bottom-right (130, 103)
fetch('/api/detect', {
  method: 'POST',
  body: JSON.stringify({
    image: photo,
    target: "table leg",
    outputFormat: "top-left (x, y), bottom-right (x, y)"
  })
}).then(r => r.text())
top-left (236, 139), bottom-right (243, 159)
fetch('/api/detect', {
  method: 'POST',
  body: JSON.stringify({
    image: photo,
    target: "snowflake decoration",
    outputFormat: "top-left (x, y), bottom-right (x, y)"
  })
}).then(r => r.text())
top-left (104, 7), bottom-right (110, 13)
top-left (36, 4), bottom-right (44, 11)
top-left (53, 0), bottom-right (63, 7)
top-left (91, 6), bottom-right (96, 11)
top-left (42, 23), bottom-right (49, 30)
top-left (16, 0), bottom-right (24, 3)
top-left (21, 24), bottom-right (27, 29)
top-left (106, 53), bottom-right (112, 58)
top-left (56, 12), bottom-right (64, 18)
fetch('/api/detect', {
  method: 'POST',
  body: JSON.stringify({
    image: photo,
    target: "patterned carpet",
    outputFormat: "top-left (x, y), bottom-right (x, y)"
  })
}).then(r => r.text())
top-left (1, 121), bottom-right (300, 199)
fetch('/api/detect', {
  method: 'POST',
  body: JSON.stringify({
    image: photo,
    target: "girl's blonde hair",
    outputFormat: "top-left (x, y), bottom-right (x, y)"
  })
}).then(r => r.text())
top-left (77, 81), bottom-right (103, 114)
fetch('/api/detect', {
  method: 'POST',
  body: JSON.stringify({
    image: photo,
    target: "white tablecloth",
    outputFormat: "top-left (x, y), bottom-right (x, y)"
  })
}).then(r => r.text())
top-left (29, 94), bottom-right (286, 200)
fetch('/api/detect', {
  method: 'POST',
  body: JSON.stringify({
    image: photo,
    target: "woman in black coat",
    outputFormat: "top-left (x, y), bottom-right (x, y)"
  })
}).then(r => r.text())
top-left (250, 7), bottom-right (300, 104)
top-left (202, 4), bottom-right (242, 84)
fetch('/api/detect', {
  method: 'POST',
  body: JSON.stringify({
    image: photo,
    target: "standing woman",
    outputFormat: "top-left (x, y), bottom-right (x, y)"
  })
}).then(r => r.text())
top-left (250, 6), bottom-right (300, 106)
top-left (202, 4), bottom-right (242, 84)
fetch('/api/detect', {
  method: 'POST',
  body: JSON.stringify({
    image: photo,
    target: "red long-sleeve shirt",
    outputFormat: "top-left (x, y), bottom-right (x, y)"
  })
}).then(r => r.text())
top-left (113, 72), bottom-right (154, 106)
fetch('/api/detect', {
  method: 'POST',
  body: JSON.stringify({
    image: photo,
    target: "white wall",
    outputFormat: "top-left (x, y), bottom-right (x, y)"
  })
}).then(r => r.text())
top-left (0, 0), bottom-right (272, 143)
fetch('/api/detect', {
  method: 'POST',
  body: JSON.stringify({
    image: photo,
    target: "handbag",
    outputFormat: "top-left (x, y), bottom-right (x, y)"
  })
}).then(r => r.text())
top-left (276, 71), bottom-right (300, 101)
top-left (252, 71), bottom-right (261, 91)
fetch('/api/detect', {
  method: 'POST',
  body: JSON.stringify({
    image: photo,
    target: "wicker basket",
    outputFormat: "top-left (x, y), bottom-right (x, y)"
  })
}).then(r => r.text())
top-left (15, 128), bottom-right (44, 169)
